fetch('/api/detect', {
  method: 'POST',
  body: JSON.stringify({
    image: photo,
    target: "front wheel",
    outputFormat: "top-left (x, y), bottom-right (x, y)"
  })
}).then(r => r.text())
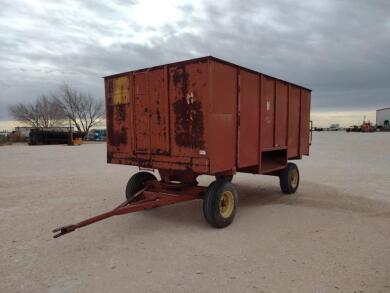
top-left (125, 172), bottom-right (157, 202)
top-left (203, 180), bottom-right (238, 228)
top-left (279, 163), bottom-right (300, 194)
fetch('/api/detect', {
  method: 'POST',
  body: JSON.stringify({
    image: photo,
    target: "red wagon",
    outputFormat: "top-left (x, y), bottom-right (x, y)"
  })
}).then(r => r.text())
top-left (53, 56), bottom-right (311, 238)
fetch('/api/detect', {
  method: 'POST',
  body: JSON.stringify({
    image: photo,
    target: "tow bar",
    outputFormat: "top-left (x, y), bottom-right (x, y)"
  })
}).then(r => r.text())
top-left (52, 181), bottom-right (205, 238)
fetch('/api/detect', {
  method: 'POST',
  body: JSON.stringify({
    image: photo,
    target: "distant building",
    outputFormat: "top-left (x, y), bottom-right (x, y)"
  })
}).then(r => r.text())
top-left (376, 107), bottom-right (390, 129)
top-left (14, 127), bottom-right (33, 137)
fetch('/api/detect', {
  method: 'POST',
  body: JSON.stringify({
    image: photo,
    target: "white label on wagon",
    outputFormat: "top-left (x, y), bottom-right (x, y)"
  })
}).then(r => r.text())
top-left (199, 150), bottom-right (206, 155)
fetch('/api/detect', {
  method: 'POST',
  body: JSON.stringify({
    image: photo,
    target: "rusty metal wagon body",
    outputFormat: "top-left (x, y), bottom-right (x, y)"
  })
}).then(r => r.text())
top-left (106, 56), bottom-right (311, 178)
top-left (53, 56), bottom-right (311, 238)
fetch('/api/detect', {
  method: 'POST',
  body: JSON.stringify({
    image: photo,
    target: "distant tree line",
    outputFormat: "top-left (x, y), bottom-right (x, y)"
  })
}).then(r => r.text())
top-left (8, 84), bottom-right (104, 133)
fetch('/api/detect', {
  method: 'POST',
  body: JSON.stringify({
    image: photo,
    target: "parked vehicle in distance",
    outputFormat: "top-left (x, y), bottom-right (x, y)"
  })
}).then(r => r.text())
top-left (87, 129), bottom-right (106, 141)
top-left (346, 125), bottom-right (361, 132)
top-left (346, 118), bottom-right (376, 133)
top-left (314, 127), bottom-right (324, 131)
top-left (361, 121), bottom-right (375, 133)
top-left (328, 123), bottom-right (340, 131)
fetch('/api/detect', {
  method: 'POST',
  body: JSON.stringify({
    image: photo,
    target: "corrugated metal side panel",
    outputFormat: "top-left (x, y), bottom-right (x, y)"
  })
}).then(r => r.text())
top-left (208, 60), bottom-right (237, 173)
top-left (237, 69), bottom-right (259, 168)
top-left (275, 80), bottom-right (288, 148)
top-left (287, 85), bottom-right (301, 158)
top-left (300, 89), bottom-right (311, 155)
top-left (261, 76), bottom-right (275, 150)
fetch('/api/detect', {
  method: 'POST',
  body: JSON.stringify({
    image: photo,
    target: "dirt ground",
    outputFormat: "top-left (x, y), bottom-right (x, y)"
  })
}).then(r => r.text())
top-left (0, 132), bottom-right (389, 293)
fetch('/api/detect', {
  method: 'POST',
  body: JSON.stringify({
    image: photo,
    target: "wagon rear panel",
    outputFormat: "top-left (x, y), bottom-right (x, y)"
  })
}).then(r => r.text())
top-left (132, 68), bottom-right (170, 155)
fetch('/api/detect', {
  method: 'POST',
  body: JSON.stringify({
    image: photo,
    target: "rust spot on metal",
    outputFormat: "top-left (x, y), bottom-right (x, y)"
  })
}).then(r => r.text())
top-left (106, 80), bottom-right (118, 146)
top-left (110, 131), bottom-right (127, 146)
top-left (119, 127), bottom-right (128, 144)
top-left (107, 105), bottom-right (127, 146)
top-left (156, 98), bottom-right (161, 125)
top-left (173, 65), bottom-right (189, 96)
top-left (107, 106), bottom-right (115, 145)
top-left (116, 104), bottom-right (126, 122)
top-left (154, 149), bottom-right (169, 155)
top-left (174, 91), bottom-right (204, 148)
top-left (156, 109), bottom-right (161, 125)
top-left (171, 65), bottom-right (204, 148)
top-left (107, 79), bottom-right (114, 104)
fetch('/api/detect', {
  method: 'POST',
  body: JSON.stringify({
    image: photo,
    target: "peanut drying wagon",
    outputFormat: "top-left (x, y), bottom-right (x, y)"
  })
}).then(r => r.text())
top-left (53, 56), bottom-right (311, 238)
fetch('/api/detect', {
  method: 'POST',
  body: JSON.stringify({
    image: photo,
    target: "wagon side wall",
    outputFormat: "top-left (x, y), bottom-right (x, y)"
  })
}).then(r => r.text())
top-left (208, 59), bottom-right (311, 174)
top-left (206, 60), bottom-right (238, 173)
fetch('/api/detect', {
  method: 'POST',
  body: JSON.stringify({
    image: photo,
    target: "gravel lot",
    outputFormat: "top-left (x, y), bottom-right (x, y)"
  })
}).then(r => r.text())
top-left (1, 132), bottom-right (389, 293)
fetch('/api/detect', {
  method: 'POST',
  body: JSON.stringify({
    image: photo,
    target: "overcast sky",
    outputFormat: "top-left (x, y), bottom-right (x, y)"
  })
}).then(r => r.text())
top-left (0, 0), bottom-right (389, 125)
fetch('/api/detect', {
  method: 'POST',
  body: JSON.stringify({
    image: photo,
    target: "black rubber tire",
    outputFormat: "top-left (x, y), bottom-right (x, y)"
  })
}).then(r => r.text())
top-left (125, 172), bottom-right (157, 202)
top-left (202, 181), bottom-right (218, 225)
top-left (215, 175), bottom-right (233, 182)
top-left (203, 179), bottom-right (238, 228)
top-left (279, 162), bottom-right (300, 194)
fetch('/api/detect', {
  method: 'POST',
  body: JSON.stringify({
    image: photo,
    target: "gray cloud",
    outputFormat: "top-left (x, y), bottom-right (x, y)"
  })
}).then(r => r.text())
top-left (0, 0), bottom-right (389, 120)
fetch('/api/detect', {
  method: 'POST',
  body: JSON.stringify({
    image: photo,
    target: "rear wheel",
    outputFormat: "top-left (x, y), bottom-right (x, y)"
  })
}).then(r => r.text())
top-left (203, 180), bottom-right (238, 228)
top-left (125, 172), bottom-right (157, 202)
top-left (279, 163), bottom-right (299, 194)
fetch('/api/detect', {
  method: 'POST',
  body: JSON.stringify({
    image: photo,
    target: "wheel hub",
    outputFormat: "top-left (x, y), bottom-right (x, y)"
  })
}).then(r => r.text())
top-left (290, 169), bottom-right (298, 189)
top-left (219, 191), bottom-right (234, 219)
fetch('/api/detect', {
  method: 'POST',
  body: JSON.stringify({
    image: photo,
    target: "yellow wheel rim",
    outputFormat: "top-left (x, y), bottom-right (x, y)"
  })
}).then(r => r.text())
top-left (219, 191), bottom-right (234, 219)
top-left (290, 169), bottom-right (299, 189)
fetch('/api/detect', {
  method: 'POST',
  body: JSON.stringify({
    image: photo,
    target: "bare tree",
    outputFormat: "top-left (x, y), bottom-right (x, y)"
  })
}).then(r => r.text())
top-left (54, 84), bottom-right (104, 133)
top-left (9, 95), bottom-right (63, 128)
